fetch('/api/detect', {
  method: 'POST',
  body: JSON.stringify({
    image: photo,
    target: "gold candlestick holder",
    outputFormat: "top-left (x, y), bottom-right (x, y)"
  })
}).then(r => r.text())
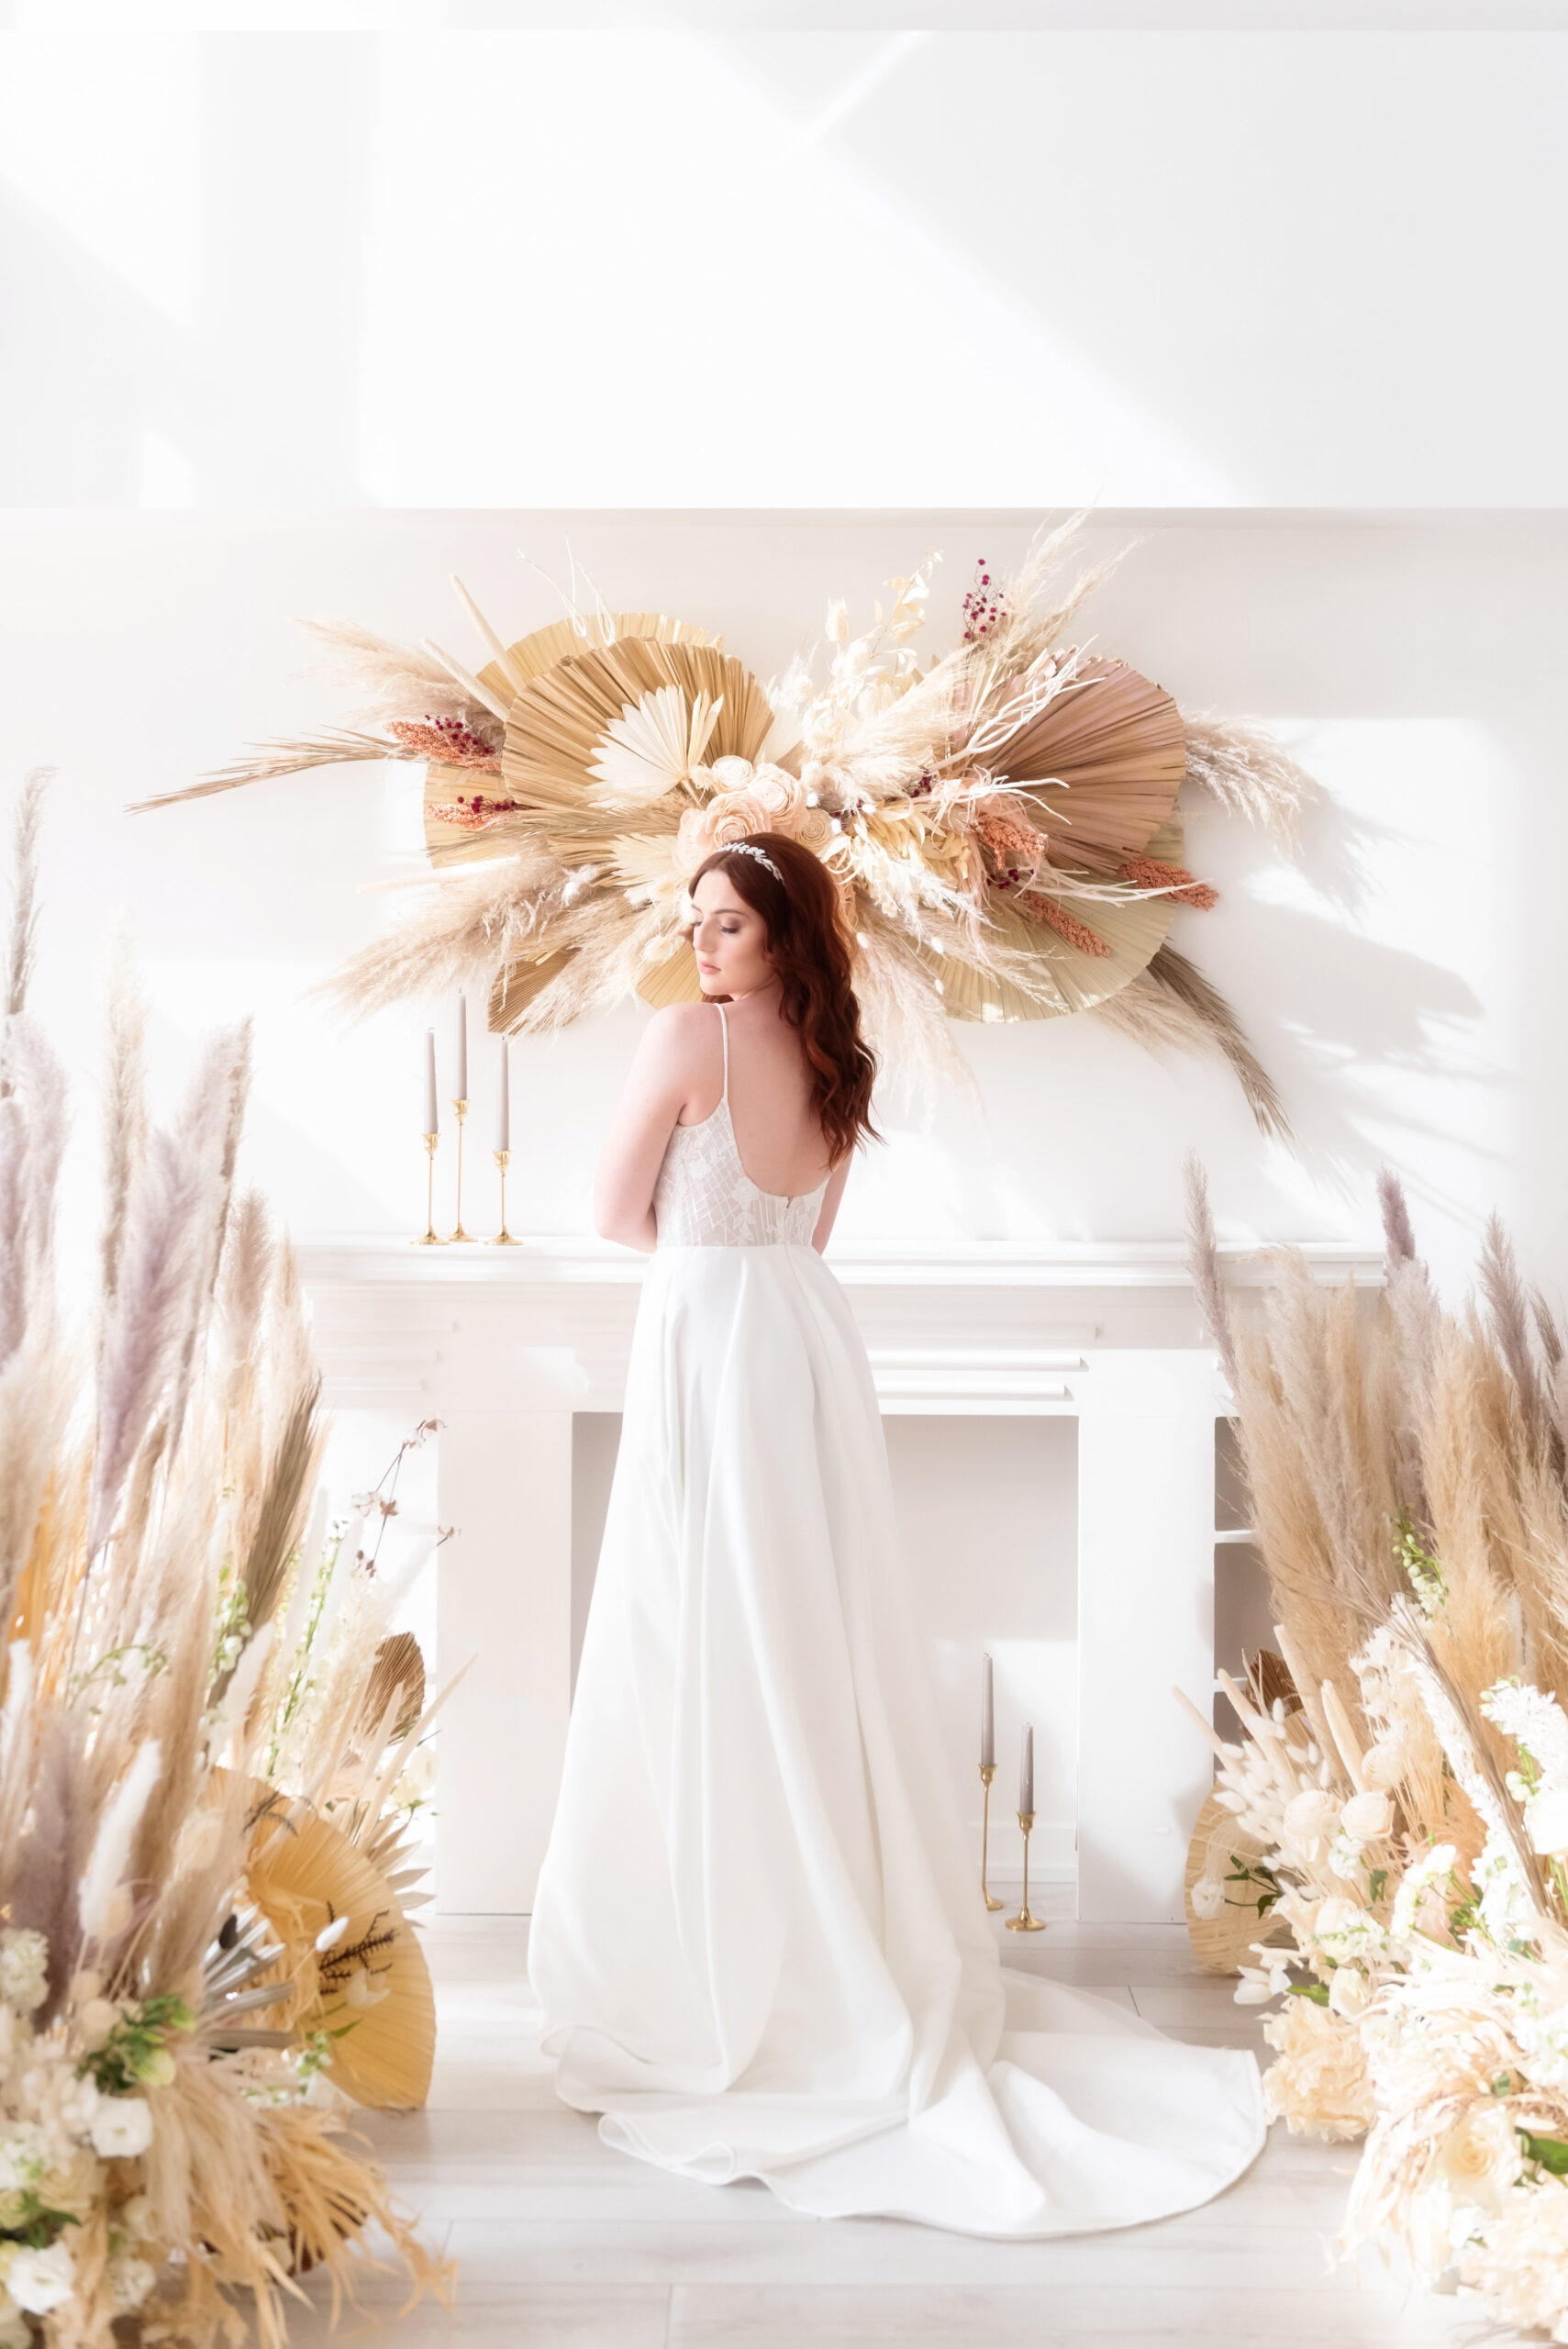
top-left (413, 1133), bottom-right (446, 1246)
top-left (491, 1148), bottom-right (520, 1245)
top-left (447, 1098), bottom-right (474, 1241)
top-left (1006, 1809), bottom-right (1046, 1932)
top-left (979, 1763), bottom-right (1004, 1910)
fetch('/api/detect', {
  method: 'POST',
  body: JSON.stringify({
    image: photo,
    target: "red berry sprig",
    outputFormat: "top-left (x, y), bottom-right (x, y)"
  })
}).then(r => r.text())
top-left (961, 559), bottom-right (1007, 645)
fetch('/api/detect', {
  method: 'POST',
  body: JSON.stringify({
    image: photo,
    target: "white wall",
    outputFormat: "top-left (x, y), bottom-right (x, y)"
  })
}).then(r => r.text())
top-left (2, 29), bottom-right (1565, 507)
top-left (1, 507), bottom-right (1563, 1308)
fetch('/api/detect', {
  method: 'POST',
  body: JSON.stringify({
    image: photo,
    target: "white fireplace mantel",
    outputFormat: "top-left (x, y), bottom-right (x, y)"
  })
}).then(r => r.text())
top-left (297, 1233), bottom-right (1383, 1923)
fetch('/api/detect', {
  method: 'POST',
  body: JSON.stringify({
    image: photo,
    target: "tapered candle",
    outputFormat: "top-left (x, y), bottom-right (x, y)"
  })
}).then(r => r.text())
top-left (422, 1030), bottom-right (439, 1135)
top-left (454, 994), bottom-right (468, 1099)
top-left (495, 1038), bottom-right (510, 1152)
top-left (1020, 1722), bottom-right (1034, 1816)
top-left (981, 1653), bottom-right (995, 1770)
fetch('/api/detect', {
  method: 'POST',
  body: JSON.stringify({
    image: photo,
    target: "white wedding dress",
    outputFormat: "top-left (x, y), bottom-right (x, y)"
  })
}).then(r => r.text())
top-left (528, 1006), bottom-right (1264, 2236)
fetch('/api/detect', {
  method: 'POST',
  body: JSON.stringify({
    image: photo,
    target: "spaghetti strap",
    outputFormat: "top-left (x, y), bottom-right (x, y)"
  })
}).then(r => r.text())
top-left (715, 1002), bottom-right (729, 1104)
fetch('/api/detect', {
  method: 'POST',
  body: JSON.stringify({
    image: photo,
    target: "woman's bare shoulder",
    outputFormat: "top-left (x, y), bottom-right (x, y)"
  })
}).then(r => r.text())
top-left (638, 1001), bottom-right (719, 1073)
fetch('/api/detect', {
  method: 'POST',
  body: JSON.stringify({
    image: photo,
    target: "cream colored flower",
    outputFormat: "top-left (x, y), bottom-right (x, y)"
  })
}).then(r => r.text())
top-left (1283, 1787), bottom-right (1340, 1843)
top-left (6, 2239), bottom-right (75, 2315)
top-left (1260, 1997), bottom-right (1376, 2141)
top-left (707, 754), bottom-right (756, 792)
top-left (1459, 2166), bottom-right (1568, 2334)
top-left (89, 2098), bottom-right (152, 2159)
top-left (74, 1998), bottom-right (119, 2054)
top-left (1328, 1966), bottom-right (1368, 2017)
top-left (0, 1931), bottom-right (48, 2016)
top-left (1529, 1787), bottom-right (1568, 1857)
top-left (1436, 2104), bottom-right (1522, 2211)
top-left (1361, 1739), bottom-right (1407, 1790)
top-left (1340, 1790), bottom-right (1394, 1841)
top-left (1190, 1877), bottom-right (1225, 1921)
top-left (106, 2255), bottom-right (156, 2312)
top-left (1313, 1897), bottom-right (1364, 1937)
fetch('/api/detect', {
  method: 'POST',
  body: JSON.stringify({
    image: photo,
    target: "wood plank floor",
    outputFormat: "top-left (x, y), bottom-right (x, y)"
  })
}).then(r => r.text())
top-left (290, 1900), bottom-right (1478, 2347)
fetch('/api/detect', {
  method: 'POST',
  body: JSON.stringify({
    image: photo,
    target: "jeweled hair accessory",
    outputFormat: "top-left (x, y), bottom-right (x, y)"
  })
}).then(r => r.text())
top-left (725, 841), bottom-right (784, 883)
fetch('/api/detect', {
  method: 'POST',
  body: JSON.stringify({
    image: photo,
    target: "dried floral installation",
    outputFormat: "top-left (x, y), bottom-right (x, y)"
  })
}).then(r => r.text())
top-left (1183, 1166), bottom-right (1568, 2338)
top-left (0, 774), bottom-right (450, 2345)
top-left (132, 527), bottom-right (1309, 1135)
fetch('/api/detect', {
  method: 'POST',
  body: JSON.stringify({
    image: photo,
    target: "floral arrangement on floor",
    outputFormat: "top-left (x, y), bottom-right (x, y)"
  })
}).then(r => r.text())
top-left (0, 774), bottom-right (450, 2345)
top-left (131, 526), bottom-right (1309, 1133)
top-left (1184, 1161), bottom-right (1568, 2341)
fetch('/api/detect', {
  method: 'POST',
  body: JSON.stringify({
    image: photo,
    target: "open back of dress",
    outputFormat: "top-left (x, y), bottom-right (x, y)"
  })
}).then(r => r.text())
top-left (528, 1005), bottom-right (1263, 2236)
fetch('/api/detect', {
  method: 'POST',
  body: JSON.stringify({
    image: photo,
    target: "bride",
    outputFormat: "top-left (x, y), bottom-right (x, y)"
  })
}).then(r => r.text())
top-left (528, 831), bottom-right (1264, 2236)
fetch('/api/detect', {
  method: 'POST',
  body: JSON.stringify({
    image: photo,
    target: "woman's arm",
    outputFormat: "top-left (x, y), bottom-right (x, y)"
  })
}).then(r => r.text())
top-left (810, 1157), bottom-right (852, 1254)
top-left (593, 1008), bottom-right (709, 1252)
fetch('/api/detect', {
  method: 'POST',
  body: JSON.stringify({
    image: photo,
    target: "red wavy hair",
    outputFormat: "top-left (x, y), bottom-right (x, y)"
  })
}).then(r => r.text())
top-left (688, 833), bottom-right (879, 1164)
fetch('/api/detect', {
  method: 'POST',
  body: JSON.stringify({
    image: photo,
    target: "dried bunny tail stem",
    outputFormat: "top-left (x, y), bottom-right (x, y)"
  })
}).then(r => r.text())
top-left (1181, 711), bottom-right (1314, 844)
top-left (5, 766), bottom-right (50, 1019)
top-left (1183, 1153), bottom-right (1240, 1392)
top-left (99, 914), bottom-right (150, 1309)
top-left (128, 729), bottom-right (406, 813)
top-left (1271, 1620), bottom-right (1340, 1788)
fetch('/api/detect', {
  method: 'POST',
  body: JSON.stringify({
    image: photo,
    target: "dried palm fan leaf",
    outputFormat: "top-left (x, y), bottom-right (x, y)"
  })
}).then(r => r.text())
top-left (637, 937), bottom-right (706, 1010)
top-left (1184, 1786), bottom-right (1291, 1975)
top-left (502, 636), bottom-right (780, 815)
top-left (358, 1631), bottom-right (426, 1744)
top-left (246, 1805), bottom-right (435, 2111)
top-left (426, 608), bottom-right (720, 868)
top-left (921, 813), bottom-right (1185, 1024)
top-left (1246, 1646), bottom-right (1300, 1717)
top-left (139, 546), bottom-right (1307, 1130)
top-left (984, 655), bottom-right (1188, 874)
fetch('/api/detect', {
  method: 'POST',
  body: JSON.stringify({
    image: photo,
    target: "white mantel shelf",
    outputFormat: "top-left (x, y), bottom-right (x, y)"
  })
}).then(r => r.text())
top-left (294, 1232), bottom-right (1383, 1926)
top-left (298, 1232), bottom-right (1385, 1290)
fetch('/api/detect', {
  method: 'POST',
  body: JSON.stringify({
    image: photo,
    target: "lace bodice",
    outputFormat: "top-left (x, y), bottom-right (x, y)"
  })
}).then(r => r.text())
top-left (652, 1006), bottom-right (829, 1249)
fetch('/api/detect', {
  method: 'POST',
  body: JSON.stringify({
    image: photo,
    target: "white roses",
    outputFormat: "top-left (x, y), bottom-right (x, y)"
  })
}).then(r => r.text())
top-left (4, 2238), bottom-right (76, 2314)
top-left (89, 2096), bottom-right (154, 2159)
top-left (1438, 2106), bottom-right (1524, 2212)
